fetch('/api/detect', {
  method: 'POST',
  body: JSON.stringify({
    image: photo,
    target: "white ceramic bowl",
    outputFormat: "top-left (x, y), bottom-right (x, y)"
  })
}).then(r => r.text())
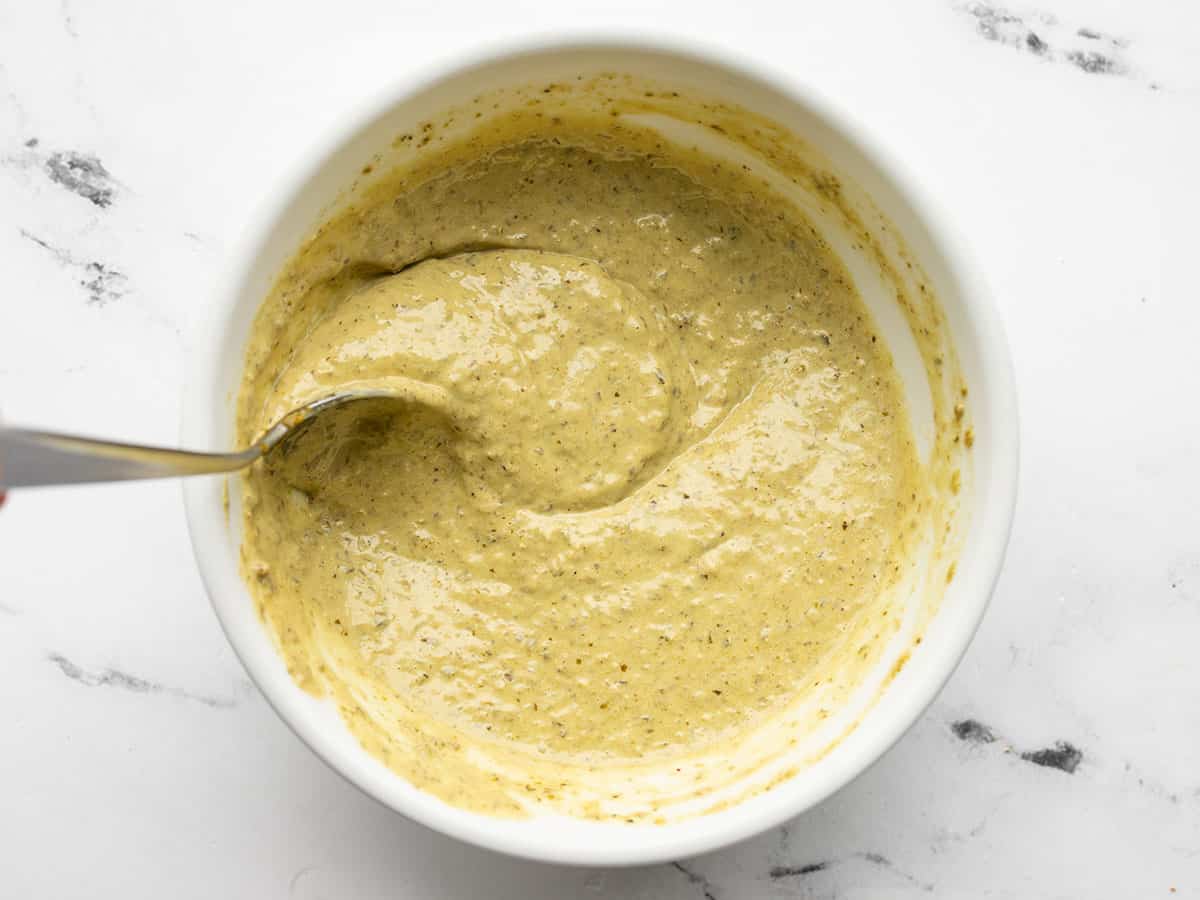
top-left (183, 39), bottom-right (1018, 866)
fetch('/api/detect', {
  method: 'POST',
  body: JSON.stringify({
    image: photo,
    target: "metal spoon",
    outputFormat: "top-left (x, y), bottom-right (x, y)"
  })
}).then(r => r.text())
top-left (0, 390), bottom-right (391, 489)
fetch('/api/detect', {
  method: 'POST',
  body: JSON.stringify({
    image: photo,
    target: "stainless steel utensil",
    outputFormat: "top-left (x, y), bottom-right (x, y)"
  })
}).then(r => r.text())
top-left (0, 391), bottom-right (387, 488)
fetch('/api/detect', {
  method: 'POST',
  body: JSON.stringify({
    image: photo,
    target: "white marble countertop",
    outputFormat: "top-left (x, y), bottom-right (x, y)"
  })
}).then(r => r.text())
top-left (2, 0), bottom-right (1198, 896)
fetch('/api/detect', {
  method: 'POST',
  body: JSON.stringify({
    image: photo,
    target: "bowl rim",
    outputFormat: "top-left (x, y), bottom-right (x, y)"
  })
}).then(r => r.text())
top-left (182, 33), bottom-right (1019, 866)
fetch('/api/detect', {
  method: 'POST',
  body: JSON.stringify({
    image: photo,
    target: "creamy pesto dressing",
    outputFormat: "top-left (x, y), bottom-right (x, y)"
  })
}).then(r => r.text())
top-left (237, 109), bottom-right (927, 819)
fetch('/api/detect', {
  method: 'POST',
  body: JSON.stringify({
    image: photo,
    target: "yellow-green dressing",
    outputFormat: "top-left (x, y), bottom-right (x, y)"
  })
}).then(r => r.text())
top-left (236, 98), bottom-right (937, 820)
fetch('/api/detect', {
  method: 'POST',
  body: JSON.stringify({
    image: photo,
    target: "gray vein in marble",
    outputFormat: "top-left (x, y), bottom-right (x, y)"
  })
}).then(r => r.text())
top-left (769, 861), bottom-right (828, 878)
top-left (1021, 741), bottom-right (1083, 774)
top-left (48, 652), bottom-right (237, 709)
top-left (951, 721), bottom-right (1198, 814)
top-left (956, 2), bottom-right (1147, 83)
top-left (0, 600), bottom-right (22, 616)
top-left (44, 150), bottom-right (114, 207)
top-left (950, 718), bottom-right (996, 744)
top-left (1066, 51), bottom-right (1121, 75)
top-left (2, 135), bottom-right (121, 205)
top-left (1121, 760), bottom-right (1187, 807)
top-left (950, 718), bottom-right (1084, 774)
top-left (19, 229), bottom-right (128, 306)
top-left (289, 865), bottom-right (319, 896)
top-left (861, 853), bottom-right (935, 892)
top-left (771, 852), bottom-right (933, 892)
top-left (775, 822), bottom-right (791, 850)
top-left (929, 808), bottom-right (995, 854)
top-left (670, 862), bottom-right (717, 900)
top-left (60, 0), bottom-right (79, 39)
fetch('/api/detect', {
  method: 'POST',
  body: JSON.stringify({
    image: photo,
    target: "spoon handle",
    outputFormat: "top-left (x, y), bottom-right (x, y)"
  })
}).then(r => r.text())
top-left (0, 427), bottom-right (259, 488)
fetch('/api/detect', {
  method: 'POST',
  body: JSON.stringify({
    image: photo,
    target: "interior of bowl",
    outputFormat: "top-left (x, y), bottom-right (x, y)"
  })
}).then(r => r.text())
top-left (182, 41), bottom-right (1017, 865)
